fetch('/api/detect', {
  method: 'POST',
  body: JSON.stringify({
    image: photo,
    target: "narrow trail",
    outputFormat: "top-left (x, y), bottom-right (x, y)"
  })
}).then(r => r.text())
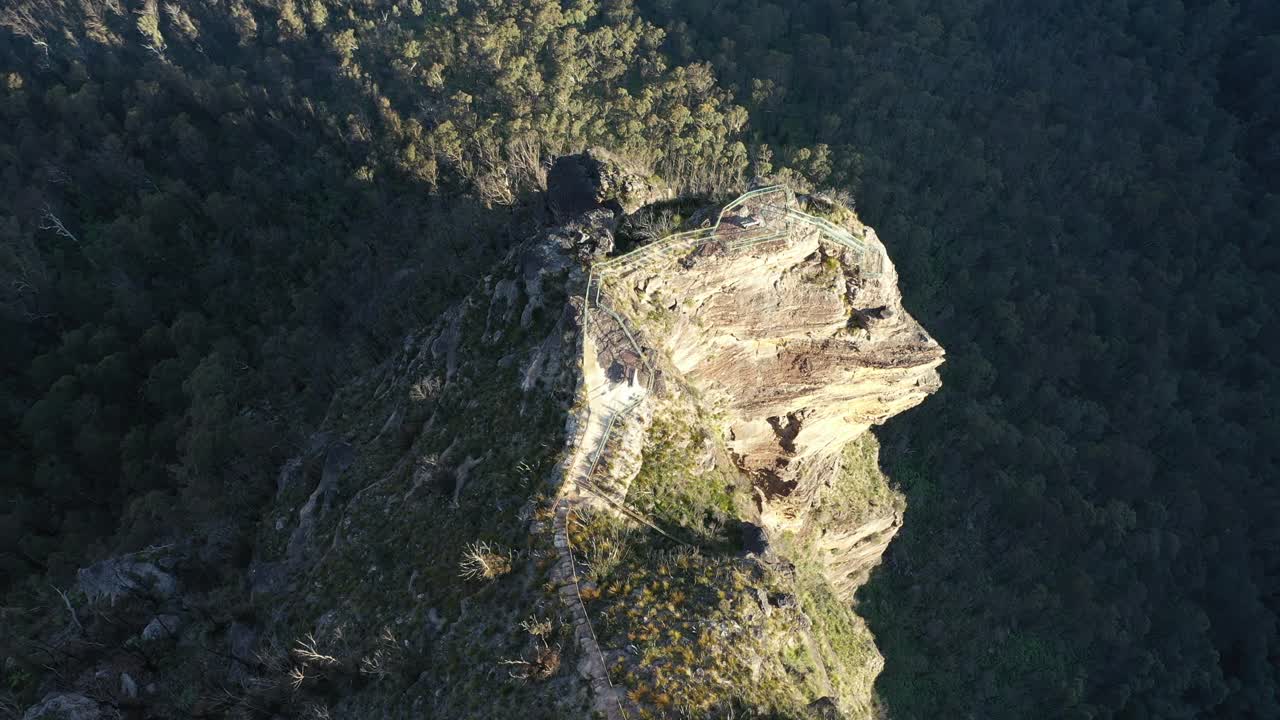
top-left (801, 621), bottom-right (835, 699)
top-left (551, 501), bottom-right (627, 720)
top-left (548, 290), bottom-right (651, 720)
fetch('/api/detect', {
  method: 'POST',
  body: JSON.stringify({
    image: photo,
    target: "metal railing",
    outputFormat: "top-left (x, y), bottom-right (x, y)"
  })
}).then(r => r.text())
top-left (585, 393), bottom-right (646, 482)
top-left (595, 185), bottom-right (882, 277)
top-left (557, 502), bottom-right (630, 720)
top-left (574, 184), bottom-right (879, 538)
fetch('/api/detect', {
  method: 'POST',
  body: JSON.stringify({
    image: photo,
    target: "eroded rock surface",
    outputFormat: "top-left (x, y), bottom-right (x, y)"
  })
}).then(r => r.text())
top-left (600, 195), bottom-right (943, 594)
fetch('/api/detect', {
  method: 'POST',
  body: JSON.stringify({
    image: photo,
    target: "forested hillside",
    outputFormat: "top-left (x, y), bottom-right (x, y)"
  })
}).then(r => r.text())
top-left (635, 0), bottom-right (1280, 717)
top-left (0, 0), bottom-right (760, 593)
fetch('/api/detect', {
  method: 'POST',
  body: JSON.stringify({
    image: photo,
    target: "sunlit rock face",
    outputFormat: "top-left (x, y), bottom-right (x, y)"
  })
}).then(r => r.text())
top-left (604, 202), bottom-right (943, 589)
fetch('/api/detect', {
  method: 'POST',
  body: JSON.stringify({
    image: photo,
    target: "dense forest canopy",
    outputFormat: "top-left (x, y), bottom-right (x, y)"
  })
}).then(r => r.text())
top-left (2, 0), bottom-right (1278, 718)
top-left (634, 0), bottom-right (1280, 717)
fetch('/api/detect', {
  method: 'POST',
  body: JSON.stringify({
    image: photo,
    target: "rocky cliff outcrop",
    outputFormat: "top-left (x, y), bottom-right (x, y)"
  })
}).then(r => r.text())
top-left (597, 191), bottom-right (943, 595)
top-left (547, 148), bottom-right (669, 221)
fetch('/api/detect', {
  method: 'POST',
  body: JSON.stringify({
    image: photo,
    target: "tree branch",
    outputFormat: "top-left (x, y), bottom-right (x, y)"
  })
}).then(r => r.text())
top-left (50, 585), bottom-right (83, 634)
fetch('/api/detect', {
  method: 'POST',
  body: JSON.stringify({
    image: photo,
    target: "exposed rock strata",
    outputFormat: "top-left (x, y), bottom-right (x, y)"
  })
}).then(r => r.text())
top-left (602, 202), bottom-right (943, 593)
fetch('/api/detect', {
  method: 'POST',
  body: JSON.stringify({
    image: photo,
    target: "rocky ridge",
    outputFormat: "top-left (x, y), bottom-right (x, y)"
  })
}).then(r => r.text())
top-left (588, 187), bottom-right (943, 597)
top-left (16, 158), bottom-right (940, 720)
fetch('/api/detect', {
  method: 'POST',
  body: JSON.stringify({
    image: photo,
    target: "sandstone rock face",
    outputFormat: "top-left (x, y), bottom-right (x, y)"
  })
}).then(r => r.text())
top-left (599, 195), bottom-right (943, 590)
top-left (814, 512), bottom-right (903, 599)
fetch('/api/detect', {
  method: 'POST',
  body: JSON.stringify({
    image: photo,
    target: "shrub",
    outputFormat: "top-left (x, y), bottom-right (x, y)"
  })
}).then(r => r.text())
top-left (500, 645), bottom-right (561, 682)
top-left (459, 541), bottom-right (513, 581)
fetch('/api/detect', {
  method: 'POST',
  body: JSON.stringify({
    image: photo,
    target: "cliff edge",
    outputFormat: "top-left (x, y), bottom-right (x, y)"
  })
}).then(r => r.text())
top-left (559, 181), bottom-right (944, 717)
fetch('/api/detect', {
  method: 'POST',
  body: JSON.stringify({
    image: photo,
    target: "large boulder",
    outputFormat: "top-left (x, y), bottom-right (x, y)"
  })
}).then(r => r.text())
top-left (77, 549), bottom-right (178, 605)
top-left (547, 149), bottom-right (664, 221)
top-left (22, 693), bottom-right (102, 720)
top-left (805, 697), bottom-right (845, 720)
top-left (551, 208), bottom-right (617, 263)
top-left (140, 614), bottom-right (182, 641)
top-left (226, 621), bottom-right (260, 686)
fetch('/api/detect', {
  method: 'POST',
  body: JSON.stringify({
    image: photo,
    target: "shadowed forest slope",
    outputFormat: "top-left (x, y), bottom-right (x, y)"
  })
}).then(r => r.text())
top-left (636, 0), bottom-right (1280, 717)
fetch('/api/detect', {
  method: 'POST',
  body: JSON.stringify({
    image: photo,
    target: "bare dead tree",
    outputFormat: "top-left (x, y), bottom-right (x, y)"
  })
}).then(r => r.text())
top-left (286, 664), bottom-right (308, 690)
top-left (39, 206), bottom-right (80, 244)
top-left (468, 137), bottom-right (517, 207)
top-left (50, 585), bottom-right (83, 634)
top-left (303, 704), bottom-right (332, 720)
top-left (506, 135), bottom-right (547, 191)
top-left (291, 634), bottom-right (339, 669)
top-left (408, 375), bottom-right (442, 403)
top-left (498, 644), bottom-right (561, 682)
top-left (357, 627), bottom-right (403, 681)
top-left (251, 633), bottom-right (294, 690)
top-left (626, 207), bottom-right (678, 245)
